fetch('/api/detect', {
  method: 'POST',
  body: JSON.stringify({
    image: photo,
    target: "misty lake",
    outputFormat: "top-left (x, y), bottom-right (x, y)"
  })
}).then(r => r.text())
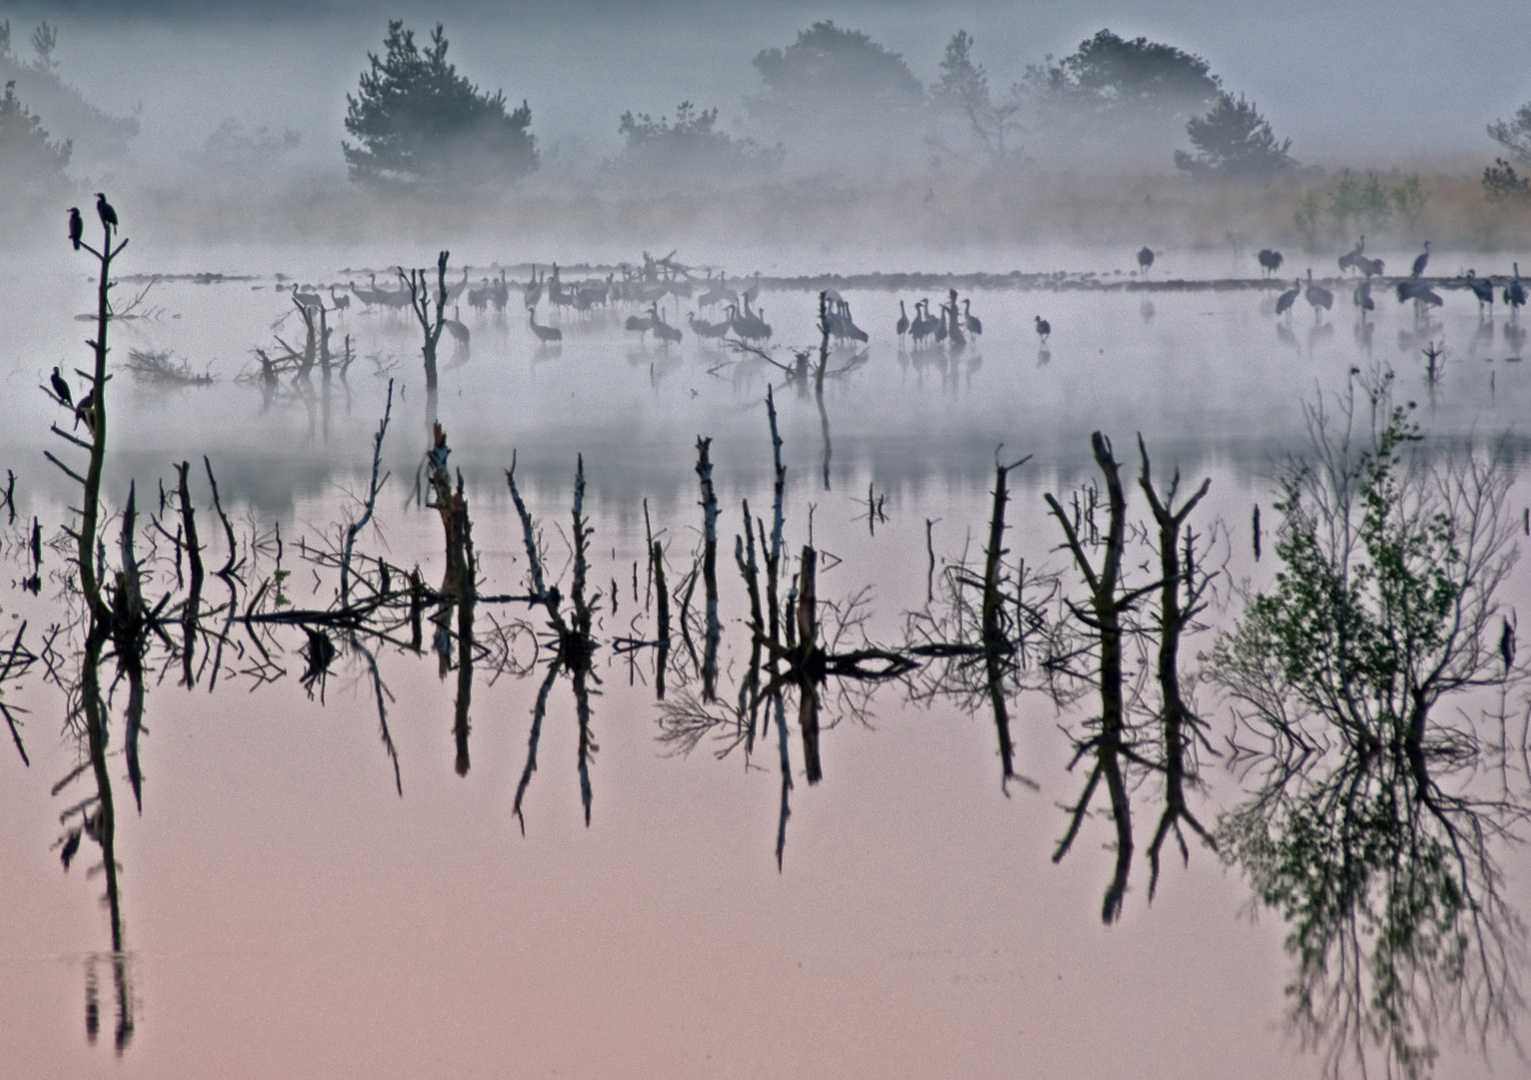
top-left (3, 233), bottom-right (1530, 1080)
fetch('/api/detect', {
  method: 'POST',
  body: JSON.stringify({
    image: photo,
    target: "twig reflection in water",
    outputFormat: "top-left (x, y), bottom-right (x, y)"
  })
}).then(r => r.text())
top-left (657, 387), bottom-right (914, 868)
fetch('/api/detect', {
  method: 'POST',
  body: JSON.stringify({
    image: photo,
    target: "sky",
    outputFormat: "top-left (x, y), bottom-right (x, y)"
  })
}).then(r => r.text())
top-left (7, 0), bottom-right (1531, 179)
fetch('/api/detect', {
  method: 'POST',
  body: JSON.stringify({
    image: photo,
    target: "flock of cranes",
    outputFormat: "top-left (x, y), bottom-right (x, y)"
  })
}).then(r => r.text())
top-left (254, 238), bottom-right (1531, 365)
top-left (1267, 238), bottom-right (1527, 327)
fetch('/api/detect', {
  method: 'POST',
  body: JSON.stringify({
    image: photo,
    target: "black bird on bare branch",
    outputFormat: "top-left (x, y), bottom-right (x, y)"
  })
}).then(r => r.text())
top-left (95, 192), bottom-right (118, 232)
top-left (50, 366), bottom-right (72, 407)
top-left (74, 389), bottom-right (96, 435)
top-left (68, 207), bottom-right (82, 250)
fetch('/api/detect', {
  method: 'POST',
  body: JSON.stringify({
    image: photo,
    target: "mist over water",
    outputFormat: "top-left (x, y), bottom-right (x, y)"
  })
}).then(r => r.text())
top-left (6, 5), bottom-right (1531, 1080)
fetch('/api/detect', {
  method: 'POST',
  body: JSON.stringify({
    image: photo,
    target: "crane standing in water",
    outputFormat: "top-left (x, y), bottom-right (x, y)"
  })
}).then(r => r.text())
top-left (1275, 278), bottom-right (1301, 318)
top-left (962, 299), bottom-right (983, 336)
top-left (1137, 246), bottom-right (1155, 274)
top-left (1305, 269), bottom-right (1334, 321)
top-left (528, 309), bottom-right (562, 343)
top-left (1506, 263), bottom-right (1526, 318)
top-left (1034, 315), bottom-right (1051, 344)
top-left (1465, 270), bottom-right (1495, 315)
top-left (1257, 248), bottom-right (1283, 277)
top-left (1411, 240), bottom-right (1431, 279)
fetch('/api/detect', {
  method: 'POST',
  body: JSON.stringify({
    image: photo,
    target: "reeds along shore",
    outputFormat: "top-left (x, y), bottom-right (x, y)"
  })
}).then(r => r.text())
top-left (8, 162), bottom-right (1531, 255)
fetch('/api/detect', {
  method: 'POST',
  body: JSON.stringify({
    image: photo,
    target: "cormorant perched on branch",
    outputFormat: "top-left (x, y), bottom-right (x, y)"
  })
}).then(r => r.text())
top-left (74, 389), bottom-right (96, 436)
top-left (68, 207), bottom-right (82, 250)
top-left (95, 192), bottom-right (118, 232)
top-left (50, 366), bottom-right (72, 407)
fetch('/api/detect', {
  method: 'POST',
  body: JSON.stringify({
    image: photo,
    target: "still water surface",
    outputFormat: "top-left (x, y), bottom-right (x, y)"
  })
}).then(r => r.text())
top-left (1, 243), bottom-right (1528, 1078)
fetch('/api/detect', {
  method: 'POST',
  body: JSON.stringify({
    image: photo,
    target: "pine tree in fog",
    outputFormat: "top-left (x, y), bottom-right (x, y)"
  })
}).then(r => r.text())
top-left (1174, 93), bottom-right (1295, 179)
top-left (343, 20), bottom-right (537, 192)
top-left (0, 78), bottom-right (71, 191)
top-left (932, 30), bottom-right (1024, 166)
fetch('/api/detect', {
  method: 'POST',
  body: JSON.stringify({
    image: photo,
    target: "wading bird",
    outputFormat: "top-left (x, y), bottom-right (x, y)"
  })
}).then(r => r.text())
top-left (688, 312), bottom-right (728, 339)
top-left (528, 309), bottom-right (562, 343)
top-left (1305, 269), bottom-right (1334, 319)
top-left (1338, 236), bottom-right (1365, 275)
top-left (1034, 315), bottom-right (1051, 344)
top-left (1465, 270), bottom-right (1495, 314)
top-left (1275, 278), bottom-right (1301, 317)
top-left (895, 300), bottom-right (909, 340)
top-left (1506, 263), bottom-right (1526, 317)
top-left (1411, 240), bottom-right (1431, 279)
top-left (68, 207), bottom-right (82, 250)
top-left (650, 304), bottom-right (683, 344)
top-left (963, 299), bottom-right (983, 336)
top-left (1257, 248), bottom-right (1283, 276)
top-left (445, 307), bottom-right (470, 347)
top-left (1397, 277), bottom-right (1443, 307)
top-left (1356, 255), bottom-right (1384, 279)
top-left (1353, 279), bottom-right (1374, 313)
top-left (95, 192), bottom-right (117, 232)
top-left (1137, 246), bottom-right (1155, 273)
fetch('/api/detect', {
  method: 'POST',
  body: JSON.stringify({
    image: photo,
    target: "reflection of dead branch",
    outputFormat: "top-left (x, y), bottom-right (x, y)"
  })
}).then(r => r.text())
top-left (656, 690), bottom-right (748, 759)
top-left (124, 349), bottom-right (214, 386)
top-left (905, 458), bottom-right (1059, 793)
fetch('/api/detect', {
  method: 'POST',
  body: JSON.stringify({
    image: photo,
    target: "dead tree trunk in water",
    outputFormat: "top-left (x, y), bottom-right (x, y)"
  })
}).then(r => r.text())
top-left (793, 545), bottom-right (823, 784)
top-left (1137, 435), bottom-right (1216, 898)
top-left (1044, 431), bottom-right (1138, 924)
top-left (47, 200), bottom-right (129, 953)
top-left (695, 436), bottom-right (720, 700)
top-left (405, 250), bottom-right (449, 395)
top-left (982, 457), bottom-right (1030, 790)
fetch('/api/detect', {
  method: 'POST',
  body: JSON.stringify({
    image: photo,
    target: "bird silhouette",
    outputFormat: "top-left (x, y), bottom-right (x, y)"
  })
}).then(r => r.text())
top-left (895, 300), bottom-right (909, 339)
top-left (528, 309), bottom-right (562, 343)
top-left (1137, 246), bottom-right (1155, 273)
top-left (1465, 270), bottom-right (1495, 314)
top-left (1275, 278), bottom-right (1301, 317)
top-left (1338, 235), bottom-right (1365, 275)
top-left (50, 366), bottom-right (72, 406)
top-left (1411, 240), bottom-right (1431, 279)
top-left (1257, 248), bottom-right (1284, 277)
top-left (1305, 269), bottom-right (1334, 319)
top-left (1034, 315), bottom-right (1051, 343)
top-left (94, 192), bottom-right (117, 232)
top-left (74, 389), bottom-right (96, 436)
top-left (1506, 263), bottom-right (1526, 317)
top-left (1352, 279), bottom-right (1374, 312)
top-left (67, 207), bottom-right (82, 250)
top-left (963, 299), bottom-right (983, 335)
top-left (1396, 278), bottom-right (1443, 307)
